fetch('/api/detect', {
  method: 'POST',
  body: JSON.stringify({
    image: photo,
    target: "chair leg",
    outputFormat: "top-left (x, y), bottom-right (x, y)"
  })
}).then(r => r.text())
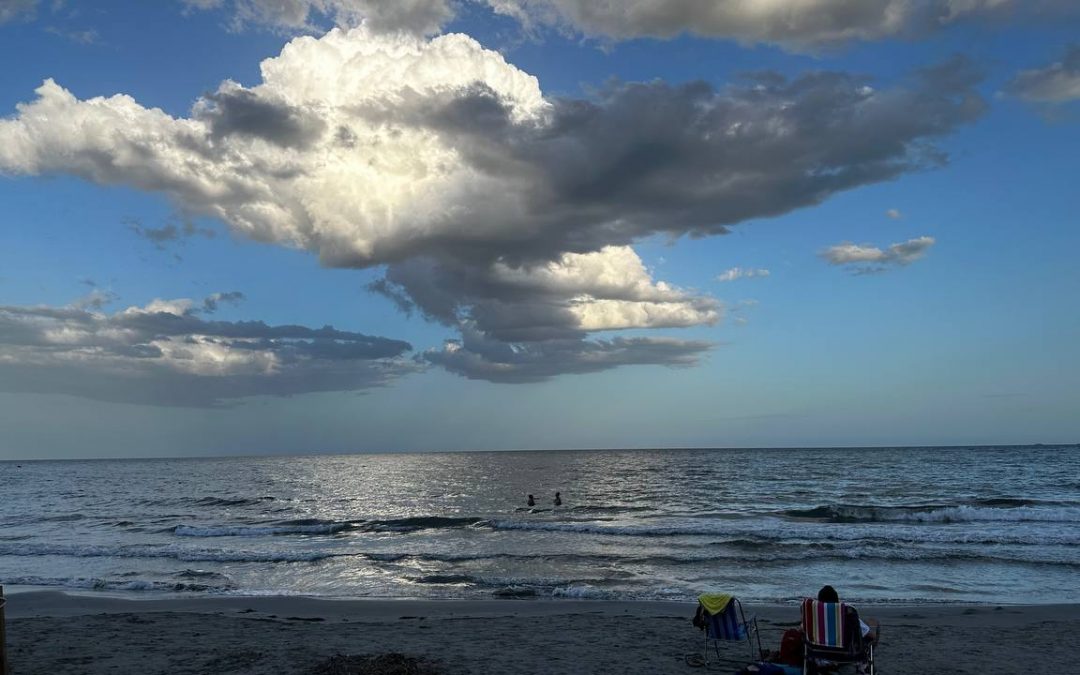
top-left (750, 619), bottom-right (763, 660)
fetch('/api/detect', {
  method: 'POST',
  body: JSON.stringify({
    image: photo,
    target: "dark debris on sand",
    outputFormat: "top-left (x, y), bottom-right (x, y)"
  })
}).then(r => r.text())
top-left (309, 653), bottom-right (443, 675)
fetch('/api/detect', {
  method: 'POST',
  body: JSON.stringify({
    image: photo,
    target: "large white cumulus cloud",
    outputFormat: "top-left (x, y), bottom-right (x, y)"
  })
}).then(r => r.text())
top-left (0, 27), bottom-right (984, 381)
top-left (0, 29), bottom-right (547, 265)
top-left (0, 28), bottom-right (984, 265)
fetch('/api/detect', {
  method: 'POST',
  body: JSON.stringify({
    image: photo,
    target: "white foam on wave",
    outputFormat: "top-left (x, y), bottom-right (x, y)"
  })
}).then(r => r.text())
top-left (879, 505), bottom-right (1080, 524)
top-left (788, 504), bottom-right (1080, 524)
top-left (551, 584), bottom-right (613, 599)
top-left (486, 516), bottom-right (1080, 547)
top-left (487, 519), bottom-right (735, 537)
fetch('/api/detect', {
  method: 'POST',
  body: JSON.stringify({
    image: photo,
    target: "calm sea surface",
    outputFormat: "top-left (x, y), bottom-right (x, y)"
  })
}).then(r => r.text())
top-left (1, 447), bottom-right (1077, 604)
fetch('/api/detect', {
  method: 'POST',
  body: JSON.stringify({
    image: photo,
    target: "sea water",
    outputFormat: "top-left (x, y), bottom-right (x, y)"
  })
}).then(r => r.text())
top-left (1, 446), bottom-right (1077, 604)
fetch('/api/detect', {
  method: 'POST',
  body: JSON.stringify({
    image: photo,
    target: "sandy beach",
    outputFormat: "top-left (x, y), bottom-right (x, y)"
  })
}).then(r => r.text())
top-left (4, 591), bottom-right (1078, 674)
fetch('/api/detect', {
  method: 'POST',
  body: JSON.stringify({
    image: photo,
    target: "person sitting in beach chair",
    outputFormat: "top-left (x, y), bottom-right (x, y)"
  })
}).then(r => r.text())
top-left (801, 589), bottom-right (877, 675)
top-left (815, 586), bottom-right (879, 645)
top-left (688, 593), bottom-right (763, 667)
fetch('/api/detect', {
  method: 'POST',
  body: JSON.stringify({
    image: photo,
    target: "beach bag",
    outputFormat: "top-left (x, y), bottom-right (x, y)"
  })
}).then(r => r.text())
top-left (778, 628), bottom-right (803, 667)
top-left (691, 603), bottom-right (710, 630)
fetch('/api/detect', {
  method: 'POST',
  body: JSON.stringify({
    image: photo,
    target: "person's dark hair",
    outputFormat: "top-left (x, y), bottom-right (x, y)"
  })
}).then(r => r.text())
top-left (817, 585), bottom-right (839, 603)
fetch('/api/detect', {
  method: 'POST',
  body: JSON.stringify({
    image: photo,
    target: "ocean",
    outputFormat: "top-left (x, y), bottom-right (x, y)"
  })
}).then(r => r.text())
top-left (1, 446), bottom-right (1077, 604)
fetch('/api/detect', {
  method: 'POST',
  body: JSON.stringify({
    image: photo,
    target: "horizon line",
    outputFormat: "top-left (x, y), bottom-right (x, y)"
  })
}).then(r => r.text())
top-left (2, 442), bottom-right (1077, 463)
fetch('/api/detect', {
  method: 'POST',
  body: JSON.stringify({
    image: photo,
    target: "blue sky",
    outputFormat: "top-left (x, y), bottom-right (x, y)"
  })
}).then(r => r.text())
top-left (1, 1), bottom-right (1078, 459)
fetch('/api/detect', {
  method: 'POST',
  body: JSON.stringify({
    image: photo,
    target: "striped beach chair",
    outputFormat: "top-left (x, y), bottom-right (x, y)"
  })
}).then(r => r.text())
top-left (694, 594), bottom-right (762, 666)
top-left (801, 599), bottom-right (875, 674)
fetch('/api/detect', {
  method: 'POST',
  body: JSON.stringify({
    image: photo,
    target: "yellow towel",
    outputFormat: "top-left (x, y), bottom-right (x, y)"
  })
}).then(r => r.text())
top-left (698, 593), bottom-right (733, 615)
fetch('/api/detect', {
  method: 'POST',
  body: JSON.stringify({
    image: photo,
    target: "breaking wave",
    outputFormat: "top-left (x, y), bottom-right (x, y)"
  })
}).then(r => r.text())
top-left (170, 516), bottom-right (486, 537)
top-left (781, 502), bottom-right (1080, 524)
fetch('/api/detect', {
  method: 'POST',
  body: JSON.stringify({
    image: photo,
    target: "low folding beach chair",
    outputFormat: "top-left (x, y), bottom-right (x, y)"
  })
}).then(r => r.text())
top-left (801, 598), bottom-right (875, 674)
top-left (689, 594), bottom-right (763, 667)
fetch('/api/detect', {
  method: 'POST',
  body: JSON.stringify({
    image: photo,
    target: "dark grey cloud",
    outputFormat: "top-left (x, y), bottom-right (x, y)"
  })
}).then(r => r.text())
top-left (482, 1), bottom-right (1080, 50)
top-left (0, 297), bottom-right (417, 407)
top-left (200, 290), bottom-right (245, 313)
top-left (1005, 45), bottom-right (1080, 103)
top-left (424, 323), bottom-right (712, 383)
top-left (348, 59), bottom-right (986, 267)
top-left (376, 251), bottom-right (719, 343)
top-left (358, 59), bottom-right (978, 378)
top-left (197, 87), bottom-right (326, 148)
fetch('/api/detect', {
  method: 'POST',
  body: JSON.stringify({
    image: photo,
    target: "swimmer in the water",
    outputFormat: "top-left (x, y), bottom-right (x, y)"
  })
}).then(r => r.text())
top-left (554, 491), bottom-right (562, 506)
top-left (527, 494), bottom-right (535, 507)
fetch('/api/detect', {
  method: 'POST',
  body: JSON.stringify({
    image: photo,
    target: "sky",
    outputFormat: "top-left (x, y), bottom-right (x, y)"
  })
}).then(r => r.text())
top-left (1, 0), bottom-right (1078, 459)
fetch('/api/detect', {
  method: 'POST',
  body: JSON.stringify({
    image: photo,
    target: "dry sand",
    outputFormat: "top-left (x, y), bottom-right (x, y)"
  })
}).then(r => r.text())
top-left (5, 591), bottom-right (1079, 674)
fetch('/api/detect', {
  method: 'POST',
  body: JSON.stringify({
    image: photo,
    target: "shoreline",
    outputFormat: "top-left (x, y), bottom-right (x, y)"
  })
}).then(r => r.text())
top-left (6, 591), bottom-right (1080, 673)
top-left (6, 588), bottom-right (1080, 618)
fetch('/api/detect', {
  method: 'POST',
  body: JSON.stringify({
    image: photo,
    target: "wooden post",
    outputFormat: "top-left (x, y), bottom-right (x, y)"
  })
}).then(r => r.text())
top-left (0, 585), bottom-right (8, 675)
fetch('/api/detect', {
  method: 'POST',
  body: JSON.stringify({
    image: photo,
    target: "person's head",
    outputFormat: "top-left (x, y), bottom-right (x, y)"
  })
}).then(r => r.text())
top-left (817, 585), bottom-right (839, 603)
top-left (555, 492), bottom-right (560, 496)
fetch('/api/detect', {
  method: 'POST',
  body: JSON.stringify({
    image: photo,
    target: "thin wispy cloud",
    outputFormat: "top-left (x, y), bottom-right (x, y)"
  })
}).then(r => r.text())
top-left (72, 288), bottom-right (118, 310)
top-left (716, 268), bottom-right (770, 283)
top-left (1005, 45), bottom-right (1080, 104)
top-left (726, 298), bottom-right (759, 327)
top-left (887, 208), bottom-right (903, 220)
top-left (44, 25), bottom-right (99, 44)
top-left (127, 217), bottom-right (215, 251)
top-left (820, 236), bottom-right (936, 274)
top-left (0, 0), bottom-right (36, 24)
top-left (179, 0), bottom-right (454, 35)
